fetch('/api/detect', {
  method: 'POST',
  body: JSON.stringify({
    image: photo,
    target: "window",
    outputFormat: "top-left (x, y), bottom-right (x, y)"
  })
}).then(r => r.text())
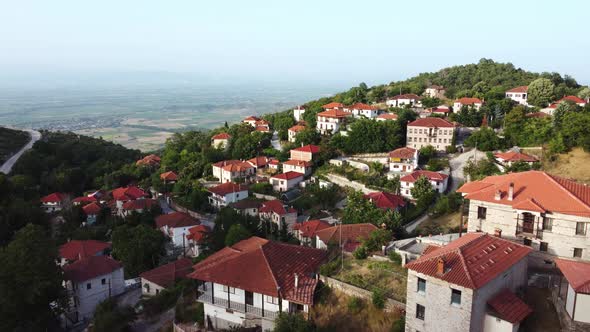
top-left (574, 248), bottom-right (583, 258)
top-left (223, 286), bottom-right (236, 294)
top-left (542, 217), bottom-right (553, 231)
top-left (576, 222), bottom-right (586, 236)
top-left (540, 242), bottom-right (548, 252)
top-left (101, 278), bottom-right (106, 285)
top-left (522, 213), bottom-right (534, 224)
top-left (265, 295), bottom-right (279, 304)
top-left (477, 206), bottom-right (487, 220)
top-left (416, 304), bottom-right (425, 320)
top-left (86, 283), bottom-right (92, 290)
top-left (523, 238), bottom-right (532, 246)
top-left (417, 278), bottom-right (426, 293)
top-left (451, 289), bottom-right (461, 305)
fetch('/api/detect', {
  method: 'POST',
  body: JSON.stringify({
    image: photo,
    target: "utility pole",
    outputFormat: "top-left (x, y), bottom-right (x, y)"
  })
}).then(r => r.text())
top-left (340, 221), bottom-right (343, 272)
top-left (459, 200), bottom-right (464, 238)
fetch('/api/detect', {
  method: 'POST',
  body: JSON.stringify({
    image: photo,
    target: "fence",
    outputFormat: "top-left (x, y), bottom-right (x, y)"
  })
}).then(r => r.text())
top-left (319, 275), bottom-right (405, 312)
top-left (169, 199), bottom-right (208, 220)
top-left (253, 193), bottom-right (277, 201)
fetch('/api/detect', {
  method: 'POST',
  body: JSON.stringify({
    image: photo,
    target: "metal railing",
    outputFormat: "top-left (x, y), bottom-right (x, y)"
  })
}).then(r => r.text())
top-left (197, 291), bottom-right (278, 319)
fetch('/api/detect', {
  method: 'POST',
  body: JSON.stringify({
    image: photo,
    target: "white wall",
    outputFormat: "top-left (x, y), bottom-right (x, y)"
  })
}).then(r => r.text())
top-left (483, 314), bottom-right (518, 332)
top-left (574, 292), bottom-right (590, 323)
top-left (566, 284), bottom-right (576, 320)
top-left (72, 268), bottom-right (125, 320)
top-left (171, 225), bottom-right (195, 247)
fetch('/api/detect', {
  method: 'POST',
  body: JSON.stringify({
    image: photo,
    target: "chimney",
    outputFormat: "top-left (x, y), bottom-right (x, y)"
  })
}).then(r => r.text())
top-left (437, 258), bottom-right (445, 275)
top-left (508, 182), bottom-right (514, 201)
top-left (494, 190), bottom-right (502, 201)
top-left (294, 274), bottom-right (299, 289)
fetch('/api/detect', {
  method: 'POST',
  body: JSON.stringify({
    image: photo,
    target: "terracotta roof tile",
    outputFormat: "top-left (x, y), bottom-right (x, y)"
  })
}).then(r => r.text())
top-left (41, 192), bottom-right (67, 203)
top-left (136, 154), bottom-right (161, 166)
top-left (140, 258), bottom-right (193, 288)
top-left (494, 151), bottom-right (538, 162)
top-left (122, 198), bottom-right (157, 211)
top-left (72, 196), bottom-right (97, 204)
top-left (288, 125), bottom-right (306, 133)
top-left (315, 223), bottom-right (378, 252)
top-left (291, 144), bottom-right (320, 154)
top-left (377, 113), bottom-right (398, 120)
top-left (186, 225), bottom-right (211, 243)
top-left (487, 289), bottom-right (532, 323)
top-left (322, 102), bottom-right (344, 109)
top-left (160, 171), bottom-right (178, 181)
top-left (259, 200), bottom-right (295, 215)
top-left (156, 212), bottom-right (200, 229)
top-left (293, 219), bottom-right (331, 238)
top-left (455, 97), bottom-right (483, 105)
top-left (408, 117), bottom-right (455, 128)
top-left (283, 160), bottom-right (312, 167)
top-left (111, 186), bottom-right (147, 201)
top-left (389, 147), bottom-right (417, 159)
top-left (59, 240), bottom-right (111, 261)
top-left (63, 256), bottom-right (123, 283)
top-left (82, 202), bottom-right (102, 215)
top-left (389, 94), bottom-right (422, 100)
top-left (272, 171), bottom-right (304, 181)
top-left (317, 109), bottom-right (351, 119)
top-left (400, 170), bottom-right (449, 183)
top-left (349, 102), bottom-right (378, 110)
top-left (208, 182), bottom-right (248, 196)
top-left (212, 133), bottom-right (232, 140)
top-left (555, 259), bottom-right (590, 294)
top-left (363, 192), bottom-right (406, 210)
top-left (506, 86), bottom-right (528, 93)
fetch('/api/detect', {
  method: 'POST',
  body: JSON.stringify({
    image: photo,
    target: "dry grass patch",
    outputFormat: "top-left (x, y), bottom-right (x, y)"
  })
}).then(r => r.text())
top-left (416, 211), bottom-right (461, 236)
top-left (543, 147), bottom-right (590, 184)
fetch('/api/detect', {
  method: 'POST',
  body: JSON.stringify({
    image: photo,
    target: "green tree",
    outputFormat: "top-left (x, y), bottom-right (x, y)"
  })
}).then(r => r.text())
top-left (578, 87), bottom-right (590, 100)
top-left (111, 224), bottom-right (166, 277)
top-left (92, 298), bottom-right (136, 332)
top-left (411, 176), bottom-right (436, 208)
top-left (464, 127), bottom-right (503, 151)
top-left (0, 224), bottom-right (65, 332)
top-left (225, 224), bottom-right (252, 247)
top-left (274, 312), bottom-right (315, 332)
top-left (362, 229), bottom-right (392, 252)
top-left (527, 78), bottom-right (555, 107)
top-left (463, 159), bottom-right (500, 181)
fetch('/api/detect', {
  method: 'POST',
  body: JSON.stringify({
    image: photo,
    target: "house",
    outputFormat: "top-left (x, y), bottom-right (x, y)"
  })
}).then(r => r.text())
top-left (121, 198), bottom-right (157, 217)
top-left (136, 154), bottom-right (161, 167)
top-left (189, 237), bottom-right (327, 331)
top-left (314, 223), bottom-right (379, 252)
top-left (386, 94), bottom-right (422, 108)
top-left (59, 240), bottom-right (111, 266)
top-left (270, 171), bottom-right (304, 192)
top-left (259, 199), bottom-right (298, 230)
top-left (72, 196), bottom-right (97, 206)
top-left (268, 159), bottom-right (280, 171)
top-left (388, 147), bottom-right (419, 173)
top-left (321, 102), bottom-right (345, 110)
top-left (494, 151), bottom-right (538, 167)
top-left (406, 117), bottom-right (455, 151)
top-left (254, 119), bottom-right (271, 132)
top-left (316, 109), bottom-right (351, 134)
top-left (160, 171), bottom-right (178, 183)
top-left (387, 233), bottom-right (461, 265)
top-left (247, 156), bottom-right (275, 172)
top-left (506, 86), bottom-right (529, 106)
top-left (541, 95), bottom-right (588, 115)
top-left (230, 199), bottom-right (263, 217)
top-left (293, 105), bottom-right (306, 122)
top-left (208, 182), bottom-right (249, 209)
top-left (293, 219), bottom-right (331, 246)
top-left (424, 85), bottom-right (446, 99)
top-left (429, 105), bottom-right (451, 116)
top-left (82, 202), bottom-right (102, 224)
top-left (290, 144), bottom-right (320, 162)
top-left (553, 259), bottom-right (590, 326)
top-left (186, 225), bottom-right (211, 257)
top-left (155, 212), bottom-right (201, 248)
top-left (376, 113), bottom-right (398, 121)
top-left (363, 191), bottom-right (406, 211)
top-left (348, 102), bottom-right (379, 119)
top-left (287, 125), bottom-right (306, 142)
top-left (212, 160), bottom-right (256, 183)
top-left (453, 97), bottom-right (483, 112)
top-left (457, 171), bottom-right (590, 265)
top-left (211, 133), bottom-right (232, 149)
top-left (62, 256), bottom-right (125, 324)
top-left (243, 116), bottom-right (261, 127)
top-left (400, 170), bottom-right (449, 199)
top-left (140, 258), bottom-right (193, 296)
top-left (282, 160), bottom-right (312, 176)
top-left (404, 233), bottom-right (532, 332)
top-left (111, 186), bottom-right (148, 211)
top-left (41, 192), bottom-right (69, 212)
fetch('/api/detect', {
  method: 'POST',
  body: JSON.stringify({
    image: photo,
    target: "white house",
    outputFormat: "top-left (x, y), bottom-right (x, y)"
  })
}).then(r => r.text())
top-left (293, 219), bottom-right (331, 246)
top-left (404, 233), bottom-right (532, 332)
top-left (230, 199), bottom-right (263, 218)
top-left (453, 97), bottom-right (483, 112)
top-left (321, 102), bottom-right (345, 110)
top-left (348, 102), bottom-right (379, 119)
top-left (316, 109), bottom-right (351, 134)
top-left (293, 105), bottom-right (306, 122)
top-left (110, 186), bottom-right (148, 213)
top-left (121, 198), bottom-right (157, 217)
top-left (212, 160), bottom-right (256, 183)
top-left (554, 259), bottom-right (590, 325)
top-left (208, 182), bottom-right (249, 209)
top-left (259, 199), bottom-right (298, 230)
top-left (541, 95), bottom-right (588, 115)
top-left (505, 86), bottom-right (529, 106)
top-left (288, 125), bottom-right (306, 143)
top-left (211, 133), bottom-right (232, 149)
top-left (386, 94), bottom-right (422, 108)
top-left (290, 144), bottom-right (320, 162)
top-left (62, 256), bottom-right (125, 325)
top-left (314, 223), bottom-right (378, 252)
top-left (424, 85), bottom-right (446, 99)
top-left (400, 170), bottom-right (449, 199)
top-left (186, 225), bottom-right (211, 257)
top-left (41, 192), bottom-right (69, 213)
top-left (270, 171), bottom-right (304, 192)
top-left (189, 237), bottom-right (327, 331)
top-left (243, 116), bottom-right (261, 127)
top-left (155, 212), bottom-right (201, 248)
top-left (282, 160), bottom-right (312, 176)
top-left (140, 258), bottom-right (193, 296)
top-left (406, 117), bottom-right (456, 152)
top-left (82, 202), bottom-right (102, 225)
top-left (59, 240), bottom-right (111, 266)
top-left (388, 147), bottom-right (419, 173)
top-left (493, 150), bottom-right (539, 167)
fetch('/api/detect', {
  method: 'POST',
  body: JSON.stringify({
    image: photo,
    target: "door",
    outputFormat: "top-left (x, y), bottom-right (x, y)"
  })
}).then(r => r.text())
top-left (402, 165), bottom-right (406, 172)
top-left (245, 291), bottom-right (254, 306)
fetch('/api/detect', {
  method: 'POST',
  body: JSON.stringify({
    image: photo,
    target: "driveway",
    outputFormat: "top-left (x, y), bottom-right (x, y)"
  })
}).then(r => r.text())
top-left (0, 129), bottom-right (41, 174)
top-left (448, 148), bottom-right (487, 192)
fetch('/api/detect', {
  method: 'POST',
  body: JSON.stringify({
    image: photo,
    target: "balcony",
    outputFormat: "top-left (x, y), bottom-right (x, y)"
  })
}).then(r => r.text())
top-left (515, 223), bottom-right (543, 239)
top-left (197, 288), bottom-right (278, 319)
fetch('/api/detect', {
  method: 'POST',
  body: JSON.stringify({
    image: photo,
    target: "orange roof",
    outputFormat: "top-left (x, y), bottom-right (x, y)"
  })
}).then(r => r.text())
top-left (377, 113), bottom-right (398, 120)
top-left (322, 102), bottom-right (344, 109)
top-left (140, 258), bottom-right (193, 288)
top-left (272, 171), bottom-right (304, 181)
top-left (288, 125), bottom-right (306, 133)
top-left (317, 109), bottom-right (351, 119)
top-left (556, 95), bottom-right (586, 104)
top-left (247, 156), bottom-right (274, 167)
top-left (122, 198), bottom-right (157, 211)
top-left (111, 186), bottom-right (147, 201)
top-left (243, 116), bottom-right (260, 121)
top-left (136, 154), bottom-right (161, 166)
top-left (156, 212), bottom-right (200, 229)
top-left (400, 170), bottom-right (449, 183)
top-left (188, 237), bottom-right (327, 305)
top-left (315, 223), bottom-right (378, 252)
top-left (291, 144), bottom-right (320, 154)
top-left (255, 126), bottom-right (270, 132)
top-left (405, 233), bottom-right (531, 289)
top-left (494, 151), bottom-right (538, 163)
top-left (455, 97), bottom-right (483, 105)
top-left (186, 225), bottom-right (210, 243)
top-left (212, 133), bottom-right (231, 140)
top-left (555, 259), bottom-right (590, 294)
top-left (457, 171), bottom-right (590, 217)
top-left (260, 200), bottom-right (296, 215)
top-left (41, 192), bottom-right (67, 203)
top-left (293, 220), bottom-right (331, 238)
top-left (208, 182), bottom-right (248, 196)
top-left (349, 102), bottom-right (378, 110)
top-left (59, 240), bottom-right (111, 261)
top-left (283, 159), bottom-right (312, 167)
top-left (389, 147), bottom-right (416, 159)
top-left (408, 117), bottom-right (455, 128)
top-left (63, 256), bottom-right (123, 283)
top-left (213, 160), bottom-right (255, 172)
top-left (82, 202), bottom-right (102, 215)
top-left (487, 289), bottom-right (532, 323)
top-left (160, 171), bottom-right (178, 181)
top-left (506, 86), bottom-right (528, 93)
top-left (363, 192), bottom-right (406, 210)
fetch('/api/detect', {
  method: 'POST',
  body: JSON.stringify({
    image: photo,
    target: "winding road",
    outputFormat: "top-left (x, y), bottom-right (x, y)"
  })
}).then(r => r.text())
top-left (0, 129), bottom-right (41, 174)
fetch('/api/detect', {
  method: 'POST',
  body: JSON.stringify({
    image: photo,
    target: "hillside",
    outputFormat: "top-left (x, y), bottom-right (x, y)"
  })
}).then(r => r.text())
top-left (0, 127), bottom-right (30, 164)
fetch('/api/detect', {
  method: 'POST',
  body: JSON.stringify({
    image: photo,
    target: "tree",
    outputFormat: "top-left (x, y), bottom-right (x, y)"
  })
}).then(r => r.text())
top-left (527, 78), bottom-right (555, 107)
top-left (464, 127), bottom-right (503, 151)
top-left (225, 224), bottom-right (252, 247)
top-left (111, 224), bottom-right (166, 277)
top-left (274, 312), bottom-right (315, 332)
top-left (0, 224), bottom-right (65, 332)
top-left (578, 87), bottom-right (590, 100)
top-left (362, 229), bottom-right (392, 252)
top-left (418, 145), bottom-right (436, 164)
top-left (463, 159), bottom-right (500, 181)
top-left (411, 176), bottom-right (436, 208)
top-left (92, 298), bottom-right (136, 332)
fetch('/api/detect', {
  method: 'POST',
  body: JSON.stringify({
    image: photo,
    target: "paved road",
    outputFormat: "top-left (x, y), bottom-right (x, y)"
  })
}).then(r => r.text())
top-left (404, 213), bottom-right (430, 233)
top-left (0, 129), bottom-right (41, 174)
top-left (448, 148), bottom-right (487, 192)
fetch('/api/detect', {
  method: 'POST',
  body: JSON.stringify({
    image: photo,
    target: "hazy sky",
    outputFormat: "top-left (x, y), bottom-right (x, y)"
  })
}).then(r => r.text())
top-left (1, 0), bottom-right (589, 87)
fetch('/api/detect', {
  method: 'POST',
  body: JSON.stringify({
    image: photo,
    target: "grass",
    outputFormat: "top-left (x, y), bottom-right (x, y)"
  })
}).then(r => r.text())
top-left (415, 211), bottom-right (462, 236)
top-left (329, 256), bottom-right (407, 303)
top-left (312, 287), bottom-right (404, 332)
top-left (0, 127), bottom-right (29, 164)
top-left (543, 147), bottom-right (590, 184)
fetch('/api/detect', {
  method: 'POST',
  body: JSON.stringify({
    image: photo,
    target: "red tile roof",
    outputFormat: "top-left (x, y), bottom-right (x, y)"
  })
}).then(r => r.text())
top-left (156, 212), bottom-right (200, 229)
top-left (82, 202), bottom-right (102, 215)
top-left (72, 196), bottom-right (97, 204)
top-left (317, 109), bottom-right (351, 119)
top-left (363, 192), bottom-right (406, 210)
top-left (322, 102), bottom-right (344, 109)
top-left (247, 156), bottom-right (274, 168)
top-left (229, 199), bottom-right (263, 210)
top-left (291, 144), bottom-right (320, 154)
top-left (160, 171), bottom-right (178, 181)
top-left (349, 102), bottom-right (378, 110)
top-left (556, 95), bottom-right (586, 104)
top-left (283, 159), bottom-right (313, 167)
top-left (213, 160), bottom-right (255, 172)
top-left (455, 97), bottom-right (483, 105)
top-left (140, 258), bottom-right (193, 288)
top-left (111, 186), bottom-right (147, 201)
top-left (259, 200), bottom-right (296, 215)
top-left (212, 132), bottom-right (232, 140)
top-left (315, 223), bottom-right (379, 252)
top-left (41, 192), bottom-right (67, 203)
top-left (408, 117), bottom-right (455, 128)
top-left (430, 106), bottom-right (450, 113)
top-left (188, 237), bottom-right (327, 305)
top-left (255, 126), bottom-right (271, 132)
top-left (293, 219), bottom-right (331, 238)
top-left (487, 289), bottom-right (532, 323)
top-left (136, 154), bottom-right (161, 166)
top-left (389, 93), bottom-right (422, 100)
top-left (422, 244), bottom-right (441, 255)
top-left (186, 225), bottom-right (210, 243)
top-left (59, 240), bottom-right (111, 261)
top-left (405, 233), bottom-right (531, 289)
top-left (288, 125), bottom-right (306, 133)
top-left (377, 113), bottom-right (398, 120)
top-left (457, 171), bottom-right (590, 217)
top-left (122, 198), bottom-right (157, 211)
top-left (506, 86), bottom-right (528, 93)
top-left (494, 151), bottom-right (538, 163)
top-left (389, 147), bottom-right (417, 159)
top-left (272, 171), bottom-right (304, 181)
top-left (555, 259), bottom-right (590, 294)
top-left (243, 116), bottom-right (261, 122)
top-left (63, 255), bottom-right (123, 283)
top-left (400, 170), bottom-right (449, 183)
top-left (208, 182), bottom-right (248, 196)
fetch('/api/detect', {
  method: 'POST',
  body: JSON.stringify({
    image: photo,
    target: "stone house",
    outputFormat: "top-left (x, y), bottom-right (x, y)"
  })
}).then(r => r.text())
top-left (406, 117), bottom-right (455, 152)
top-left (207, 182), bottom-right (249, 209)
top-left (388, 147), bottom-right (419, 173)
top-left (290, 144), bottom-right (320, 162)
top-left (400, 170), bottom-right (449, 199)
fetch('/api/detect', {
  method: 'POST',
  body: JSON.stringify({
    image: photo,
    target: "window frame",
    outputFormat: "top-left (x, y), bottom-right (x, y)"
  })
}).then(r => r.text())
top-left (576, 222), bottom-right (586, 236)
top-left (417, 277), bottom-right (426, 294)
top-left (223, 285), bottom-right (236, 294)
top-left (101, 278), bottom-right (106, 285)
top-left (451, 288), bottom-right (462, 306)
top-left (574, 248), bottom-right (583, 258)
top-left (416, 304), bottom-right (425, 320)
top-left (542, 217), bottom-right (553, 232)
top-left (265, 295), bottom-right (279, 304)
top-left (477, 206), bottom-right (487, 220)
top-left (540, 242), bottom-right (549, 252)
top-left (86, 283), bottom-right (92, 290)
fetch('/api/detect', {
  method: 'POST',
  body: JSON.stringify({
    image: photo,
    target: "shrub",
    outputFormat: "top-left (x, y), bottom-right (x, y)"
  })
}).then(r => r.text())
top-left (390, 317), bottom-right (405, 332)
top-left (249, 182), bottom-right (273, 195)
top-left (372, 288), bottom-right (386, 309)
top-left (353, 245), bottom-right (368, 259)
top-left (388, 251), bottom-right (402, 265)
top-left (319, 257), bottom-right (342, 276)
top-left (347, 297), bottom-right (363, 313)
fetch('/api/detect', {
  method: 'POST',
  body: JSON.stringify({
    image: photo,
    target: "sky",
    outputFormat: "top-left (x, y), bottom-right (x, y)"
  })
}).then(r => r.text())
top-left (1, 0), bottom-right (589, 88)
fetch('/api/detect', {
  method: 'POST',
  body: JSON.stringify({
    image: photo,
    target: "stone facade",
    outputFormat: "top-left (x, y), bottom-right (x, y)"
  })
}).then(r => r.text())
top-left (406, 125), bottom-right (454, 151)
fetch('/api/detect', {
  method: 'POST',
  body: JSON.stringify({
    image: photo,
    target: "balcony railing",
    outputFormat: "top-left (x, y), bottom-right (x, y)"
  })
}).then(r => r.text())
top-left (197, 290), bottom-right (278, 319)
top-left (515, 224), bottom-right (542, 239)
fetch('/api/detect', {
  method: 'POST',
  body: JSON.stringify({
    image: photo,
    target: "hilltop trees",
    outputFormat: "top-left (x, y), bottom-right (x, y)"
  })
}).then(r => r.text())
top-left (527, 78), bottom-right (555, 107)
top-left (464, 127), bottom-right (504, 151)
top-left (330, 119), bottom-right (403, 154)
top-left (111, 224), bottom-right (166, 277)
top-left (411, 176), bottom-right (436, 209)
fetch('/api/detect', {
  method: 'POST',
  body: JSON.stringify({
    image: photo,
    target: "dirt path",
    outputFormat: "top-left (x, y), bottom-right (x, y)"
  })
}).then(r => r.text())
top-left (0, 129), bottom-right (41, 174)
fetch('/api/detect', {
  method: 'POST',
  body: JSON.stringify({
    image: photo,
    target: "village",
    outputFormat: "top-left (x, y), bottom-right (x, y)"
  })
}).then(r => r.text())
top-left (21, 78), bottom-right (590, 332)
